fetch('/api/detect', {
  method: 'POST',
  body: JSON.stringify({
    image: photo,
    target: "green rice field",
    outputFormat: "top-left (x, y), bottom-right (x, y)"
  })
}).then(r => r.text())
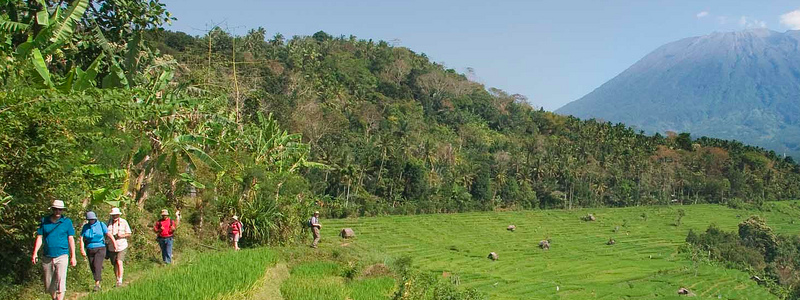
top-left (322, 201), bottom-right (800, 299)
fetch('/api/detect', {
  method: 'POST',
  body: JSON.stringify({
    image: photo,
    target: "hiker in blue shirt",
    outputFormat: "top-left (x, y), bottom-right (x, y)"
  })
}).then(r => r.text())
top-left (79, 211), bottom-right (116, 291)
top-left (31, 200), bottom-right (77, 300)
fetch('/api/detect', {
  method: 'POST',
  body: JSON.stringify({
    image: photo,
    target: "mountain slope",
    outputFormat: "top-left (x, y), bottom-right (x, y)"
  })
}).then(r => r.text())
top-left (557, 29), bottom-right (800, 157)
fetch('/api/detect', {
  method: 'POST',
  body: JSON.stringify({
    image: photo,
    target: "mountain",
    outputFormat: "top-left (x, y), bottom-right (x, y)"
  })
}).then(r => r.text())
top-left (556, 29), bottom-right (800, 157)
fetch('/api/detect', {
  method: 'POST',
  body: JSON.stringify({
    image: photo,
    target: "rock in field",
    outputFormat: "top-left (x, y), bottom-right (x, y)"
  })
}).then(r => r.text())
top-left (539, 240), bottom-right (550, 250)
top-left (488, 252), bottom-right (498, 261)
top-left (507, 225), bottom-right (516, 231)
top-left (677, 287), bottom-right (695, 296)
top-left (340, 228), bottom-right (356, 238)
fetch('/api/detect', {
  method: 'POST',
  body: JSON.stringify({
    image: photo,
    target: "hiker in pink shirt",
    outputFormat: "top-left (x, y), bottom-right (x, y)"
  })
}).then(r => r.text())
top-left (228, 215), bottom-right (243, 250)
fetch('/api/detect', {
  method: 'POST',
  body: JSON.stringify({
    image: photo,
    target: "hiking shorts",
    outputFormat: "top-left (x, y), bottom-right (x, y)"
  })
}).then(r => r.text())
top-left (109, 249), bottom-right (127, 263)
top-left (229, 232), bottom-right (240, 242)
top-left (42, 254), bottom-right (68, 294)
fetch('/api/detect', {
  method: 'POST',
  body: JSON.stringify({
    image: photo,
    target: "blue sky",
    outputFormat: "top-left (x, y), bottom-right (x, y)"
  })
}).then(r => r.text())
top-left (161, 0), bottom-right (800, 111)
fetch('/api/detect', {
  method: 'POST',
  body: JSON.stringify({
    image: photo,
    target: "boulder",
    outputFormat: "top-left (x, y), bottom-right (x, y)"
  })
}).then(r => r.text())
top-left (507, 225), bottom-right (516, 231)
top-left (677, 287), bottom-right (692, 295)
top-left (340, 228), bottom-right (356, 239)
top-left (583, 214), bottom-right (596, 221)
top-left (539, 240), bottom-right (550, 250)
top-left (607, 238), bottom-right (616, 245)
top-left (488, 252), bottom-right (498, 261)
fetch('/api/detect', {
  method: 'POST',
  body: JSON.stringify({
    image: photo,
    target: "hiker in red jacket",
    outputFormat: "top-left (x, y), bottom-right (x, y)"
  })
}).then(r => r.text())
top-left (153, 209), bottom-right (179, 264)
top-left (229, 215), bottom-right (243, 251)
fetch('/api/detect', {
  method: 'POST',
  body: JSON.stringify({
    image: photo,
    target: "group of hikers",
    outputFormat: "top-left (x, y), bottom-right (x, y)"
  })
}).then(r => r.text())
top-left (30, 200), bottom-right (318, 300)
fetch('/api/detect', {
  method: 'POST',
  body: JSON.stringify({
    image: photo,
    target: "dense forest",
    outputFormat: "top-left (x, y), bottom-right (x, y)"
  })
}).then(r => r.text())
top-left (1, 0), bottom-right (799, 294)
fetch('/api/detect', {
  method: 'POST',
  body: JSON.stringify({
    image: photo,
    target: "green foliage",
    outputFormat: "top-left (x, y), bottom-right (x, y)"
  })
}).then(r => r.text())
top-left (738, 216), bottom-right (778, 262)
top-left (675, 208), bottom-right (686, 226)
top-left (687, 215), bottom-right (800, 298)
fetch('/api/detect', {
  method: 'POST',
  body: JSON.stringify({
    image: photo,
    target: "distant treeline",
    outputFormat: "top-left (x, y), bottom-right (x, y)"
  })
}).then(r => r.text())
top-left (150, 28), bottom-right (800, 216)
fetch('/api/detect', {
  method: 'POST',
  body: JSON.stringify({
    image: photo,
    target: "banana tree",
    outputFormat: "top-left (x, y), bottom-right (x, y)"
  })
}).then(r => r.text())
top-left (81, 164), bottom-right (130, 208)
top-left (236, 112), bottom-right (327, 205)
top-left (1, 0), bottom-right (95, 88)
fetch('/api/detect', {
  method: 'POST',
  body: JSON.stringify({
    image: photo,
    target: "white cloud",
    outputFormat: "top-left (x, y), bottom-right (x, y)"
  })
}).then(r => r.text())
top-left (696, 11), bottom-right (709, 18)
top-left (739, 16), bottom-right (767, 28)
top-left (780, 10), bottom-right (800, 30)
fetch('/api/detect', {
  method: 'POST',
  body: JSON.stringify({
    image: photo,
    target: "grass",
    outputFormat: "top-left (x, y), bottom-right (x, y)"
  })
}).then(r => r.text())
top-left (280, 261), bottom-right (395, 300)
top-left (318, 201), bottom-right (800, 299)
top-left (84, 248), bottom-right (276, 300)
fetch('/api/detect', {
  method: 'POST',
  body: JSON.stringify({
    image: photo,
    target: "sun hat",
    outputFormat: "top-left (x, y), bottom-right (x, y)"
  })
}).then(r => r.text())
top-left (232, 215), bottom-right (238, 220)
top-left (50, 200), bottom-right (66, 209)
top-left (86, 211), bottom-right (98, 220)
top-left (160, 209), bottom-right (169, 216)
top-left (314, 211), bottom-right (320, 214)
top-left (110, 207), bottom-right (122, 215)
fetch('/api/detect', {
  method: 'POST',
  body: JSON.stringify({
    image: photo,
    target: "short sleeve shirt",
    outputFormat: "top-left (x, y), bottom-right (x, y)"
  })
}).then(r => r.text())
top-left (107, 218), bottom-right (132, 251)
top-left (230, 221), bottom-right (242, 234)
top-left (154, 218), bottom-right (174, 238)
top-left (81, 221), bottom-right (108, 249)
top-left (311, 216), bottom-right (319, 226)
top-left (36, 216), bottom-right (75, 258)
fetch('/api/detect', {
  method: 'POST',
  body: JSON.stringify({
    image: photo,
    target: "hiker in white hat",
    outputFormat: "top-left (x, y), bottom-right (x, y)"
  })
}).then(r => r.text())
top-left (31, 200), bottom-right (77, 300)
top-left (228, 215), bottom-right (243, 251)
top-left (107, 207), bottom-right (131, 286)
top-left (309, 211), bottom-right (322, 248)
top-left (153, 209), bottom-right (179, 264)
top-left (79, 211), bottom-right (116, 291)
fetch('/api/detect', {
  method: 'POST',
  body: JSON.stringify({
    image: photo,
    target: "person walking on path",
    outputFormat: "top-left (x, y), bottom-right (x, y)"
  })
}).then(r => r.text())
top-left (153, 209), bottom-right (179, 264)
top-left (79, 211), bottom-right (116, 291)
top-left (229, 215), bottom-right (243, 251)
top-left (31, 200), bottom-right (77, 300)
top-left (107, 207), bottom-right (131, 286)
top-left (309, 211), bottom-right (322, 248)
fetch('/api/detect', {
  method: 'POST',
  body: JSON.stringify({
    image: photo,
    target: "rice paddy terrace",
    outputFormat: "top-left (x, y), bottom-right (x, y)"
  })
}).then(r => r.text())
top-left (324, 202), bottom-right (800, 299)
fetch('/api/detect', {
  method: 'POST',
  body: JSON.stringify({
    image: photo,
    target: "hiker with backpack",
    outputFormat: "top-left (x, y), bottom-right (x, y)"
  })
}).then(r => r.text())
top-left (79, 211), bottom-right (117, 291)
top-left (228, 215), bottom-right (243, 251)
top-left (107, 207), bottom-right (132, 286)
top-left (309, 211), bottom-right (322, 248)
top-left (31, 200), bottom-right (77, 300)
top-left (153, 209), bottom-right (179, 264)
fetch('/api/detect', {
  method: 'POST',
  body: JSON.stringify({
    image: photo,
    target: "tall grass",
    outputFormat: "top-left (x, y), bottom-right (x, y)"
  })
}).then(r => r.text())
top-left (86, 248), bottom-right (276, 300)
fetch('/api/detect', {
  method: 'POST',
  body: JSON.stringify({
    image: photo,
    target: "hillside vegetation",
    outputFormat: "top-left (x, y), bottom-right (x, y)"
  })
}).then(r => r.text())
top-left (151, 28), bottom-right (800, 217)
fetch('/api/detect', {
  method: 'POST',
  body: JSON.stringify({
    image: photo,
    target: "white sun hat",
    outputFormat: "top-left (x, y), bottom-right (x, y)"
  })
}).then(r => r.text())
top-left (110, 207), bottom-right (122, 215)
top-left (50, 200), bottom-right (66, 209)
